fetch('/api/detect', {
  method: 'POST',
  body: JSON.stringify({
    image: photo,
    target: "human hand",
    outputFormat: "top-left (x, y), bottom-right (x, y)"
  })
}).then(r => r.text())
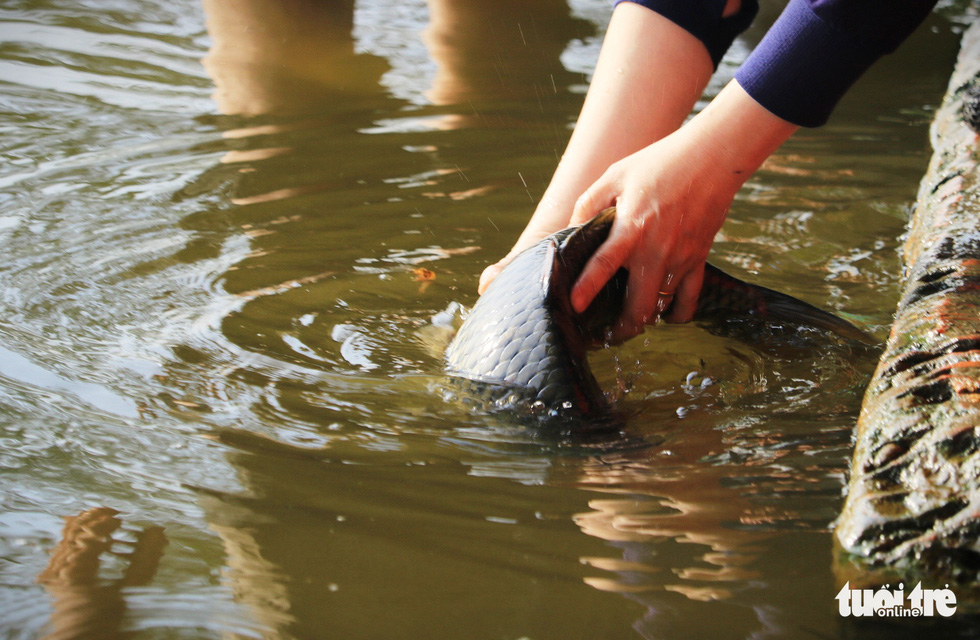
top-left (568, 130), bottom-right (738, 341)
top-left (478, 4), bottom-right (717, 296)
top-left (478, 220), bottom-right (562, 294)
top-left (569, 80), bottom-right (799, 342)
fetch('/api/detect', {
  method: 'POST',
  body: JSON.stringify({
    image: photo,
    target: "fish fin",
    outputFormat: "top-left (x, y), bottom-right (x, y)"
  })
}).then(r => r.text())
top-left (695, 263), bottom-right (875, 345)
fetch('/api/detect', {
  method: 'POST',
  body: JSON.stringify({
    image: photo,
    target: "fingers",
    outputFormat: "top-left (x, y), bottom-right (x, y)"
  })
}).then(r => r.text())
top-left (478, 260), bottom-right (506, 295)
top-left (606, 203), bottom-right (668, 340)
top-left (665, 263), bottom-right (704, 324)
top-left (568, 173), bottom-right (625, 312)
top-left (479, 221), bottom-right (568, 294)
top-left (611, 261), bottom-right (667, 342)
top-left (478, 232), bottom-right (547, 294)
top-left (569, 210), bottom-right (635, 313)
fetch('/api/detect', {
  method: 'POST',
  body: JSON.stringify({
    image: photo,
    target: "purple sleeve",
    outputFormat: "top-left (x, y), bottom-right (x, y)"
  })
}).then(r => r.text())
top-left (614, 0), bottom-right (759, 69)
top-left (735, 0), bottom-right (938, 127)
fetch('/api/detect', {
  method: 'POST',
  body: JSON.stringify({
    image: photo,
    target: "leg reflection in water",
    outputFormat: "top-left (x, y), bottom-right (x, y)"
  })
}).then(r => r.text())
top-left (202, 0), bottom-right (388, 117)
top-left (569, 411), bottom-right (839, 639)
top-left (37, 507), bottom-right (167, 640)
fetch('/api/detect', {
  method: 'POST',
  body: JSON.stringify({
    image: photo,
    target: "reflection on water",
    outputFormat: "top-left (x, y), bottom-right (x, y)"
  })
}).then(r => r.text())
top-left (37, 508), bottom-right (166, 640)
top-left (203, 0), bottom-right (384, 117)
top-left (0, 0), bottom-right (973, 638)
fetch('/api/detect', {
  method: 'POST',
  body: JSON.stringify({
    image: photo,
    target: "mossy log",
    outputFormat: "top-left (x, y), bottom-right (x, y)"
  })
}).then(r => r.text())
top-left (835, 19), bottom-right (980, 582)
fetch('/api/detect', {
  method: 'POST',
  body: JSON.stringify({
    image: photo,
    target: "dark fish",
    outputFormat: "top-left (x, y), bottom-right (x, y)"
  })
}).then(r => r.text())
top-left (445, 207), bottom-right (872, 416)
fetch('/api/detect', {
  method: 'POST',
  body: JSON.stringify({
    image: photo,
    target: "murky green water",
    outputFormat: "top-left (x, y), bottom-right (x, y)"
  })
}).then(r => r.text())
top-left (0, 1), bottom-right (976, 638)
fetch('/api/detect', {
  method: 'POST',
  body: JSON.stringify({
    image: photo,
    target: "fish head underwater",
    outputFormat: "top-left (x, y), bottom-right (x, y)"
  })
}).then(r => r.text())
top-left (444, 207), bottom-right (875, 420)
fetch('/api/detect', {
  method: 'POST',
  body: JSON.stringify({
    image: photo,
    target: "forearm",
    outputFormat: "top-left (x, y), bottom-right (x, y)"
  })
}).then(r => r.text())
top-left (513, 3), bottom-right (715, 248)
top-left (680, 78), bottom-right (799, 198)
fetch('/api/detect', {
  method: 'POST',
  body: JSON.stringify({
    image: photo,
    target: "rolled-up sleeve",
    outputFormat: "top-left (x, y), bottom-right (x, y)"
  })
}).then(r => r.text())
top-left (735, 0), bottom-right (938, 127)
top-left (614, 0), bottom-right (760, 69)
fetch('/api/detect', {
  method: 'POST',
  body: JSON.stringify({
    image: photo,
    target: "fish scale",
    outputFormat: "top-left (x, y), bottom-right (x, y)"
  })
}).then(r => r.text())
top-left (445, 207), bottom-right (873, 417)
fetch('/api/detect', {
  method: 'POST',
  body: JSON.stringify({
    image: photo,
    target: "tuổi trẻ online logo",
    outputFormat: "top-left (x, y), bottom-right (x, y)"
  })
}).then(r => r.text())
top-left (836, 581), bottom-right (957, 617)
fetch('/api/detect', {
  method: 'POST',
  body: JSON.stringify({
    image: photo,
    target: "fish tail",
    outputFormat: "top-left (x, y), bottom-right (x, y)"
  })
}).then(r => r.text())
top-left (695, 263), bottom-right (875, 345)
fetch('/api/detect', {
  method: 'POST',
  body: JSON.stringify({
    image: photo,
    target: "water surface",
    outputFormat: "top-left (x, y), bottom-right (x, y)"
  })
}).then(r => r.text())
top-left (0, 1), bottom-right (974, 638)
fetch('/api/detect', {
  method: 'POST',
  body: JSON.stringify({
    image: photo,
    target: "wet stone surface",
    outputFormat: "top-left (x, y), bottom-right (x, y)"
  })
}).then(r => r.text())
top-left (962, 76), bottom-right (980, 134)
top-left (836, 18), bottom-right (980, 590)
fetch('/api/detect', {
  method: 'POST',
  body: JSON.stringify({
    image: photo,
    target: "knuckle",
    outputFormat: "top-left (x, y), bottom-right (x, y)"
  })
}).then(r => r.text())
top-left (592, 249), bottom-right (620, 273)
top-left (573, 191), bottom-right (593, 212)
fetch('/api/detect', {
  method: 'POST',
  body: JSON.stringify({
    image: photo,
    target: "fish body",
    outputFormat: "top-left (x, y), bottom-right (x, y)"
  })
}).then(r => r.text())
top-left (445, 207), bottom-right (870, 416)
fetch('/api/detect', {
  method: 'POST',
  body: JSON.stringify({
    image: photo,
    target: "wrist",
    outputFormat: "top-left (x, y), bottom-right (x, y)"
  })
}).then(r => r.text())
top-left (685, 79), bottom-right (799, 190)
